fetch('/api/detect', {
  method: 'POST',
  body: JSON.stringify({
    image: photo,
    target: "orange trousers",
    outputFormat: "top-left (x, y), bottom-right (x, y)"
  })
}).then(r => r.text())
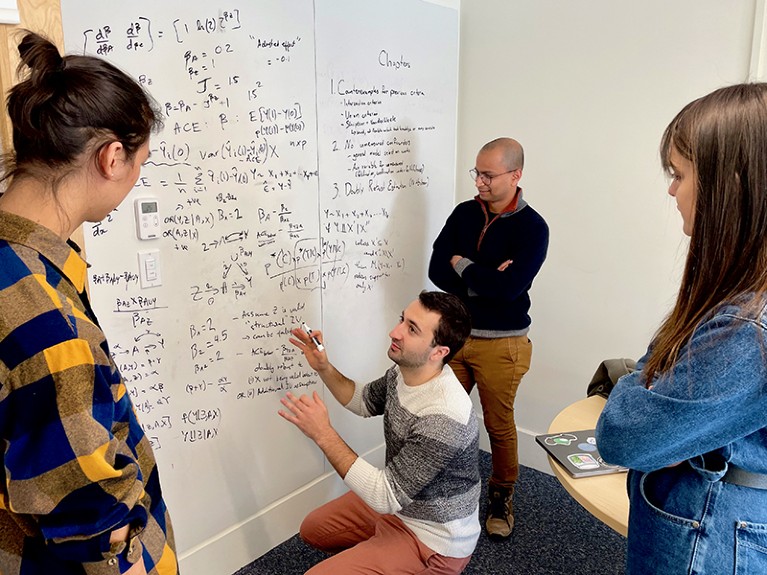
top-left (300, 491), bottom-right (472, 574)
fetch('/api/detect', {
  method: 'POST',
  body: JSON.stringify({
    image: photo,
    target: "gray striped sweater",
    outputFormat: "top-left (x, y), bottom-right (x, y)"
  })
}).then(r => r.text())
top-left (344, 364), bottom-right (481, 558)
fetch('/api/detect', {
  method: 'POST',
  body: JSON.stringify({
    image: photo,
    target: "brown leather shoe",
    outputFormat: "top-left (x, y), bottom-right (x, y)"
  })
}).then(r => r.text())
top-left (486, 485), bottom-right (514, 538)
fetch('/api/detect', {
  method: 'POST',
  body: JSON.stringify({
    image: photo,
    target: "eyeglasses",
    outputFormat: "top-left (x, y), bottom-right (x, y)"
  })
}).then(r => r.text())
top-left (469, 168), bottom-right (518, 184)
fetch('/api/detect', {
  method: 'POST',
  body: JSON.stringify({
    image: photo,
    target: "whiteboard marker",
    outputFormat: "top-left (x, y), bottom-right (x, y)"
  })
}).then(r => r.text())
top-left (301, 322), bottom-right (325, 352)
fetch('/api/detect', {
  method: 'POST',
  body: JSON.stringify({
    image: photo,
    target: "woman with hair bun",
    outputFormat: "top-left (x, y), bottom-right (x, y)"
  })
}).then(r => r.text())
top-left (597, 83), bottom-right (767, 574)
top-left (0, 31), bottom-right (177, 574)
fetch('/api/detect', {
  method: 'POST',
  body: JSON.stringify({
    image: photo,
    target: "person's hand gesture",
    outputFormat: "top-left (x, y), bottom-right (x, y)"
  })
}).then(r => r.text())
top-left (289, 326), bottom-right (329, 372)
top-left (278, 391), bottom-right (332, 442)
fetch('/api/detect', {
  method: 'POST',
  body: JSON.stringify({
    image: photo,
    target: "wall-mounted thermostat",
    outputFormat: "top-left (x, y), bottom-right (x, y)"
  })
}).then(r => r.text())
top-left (134, 198), bottom-right (160, 240)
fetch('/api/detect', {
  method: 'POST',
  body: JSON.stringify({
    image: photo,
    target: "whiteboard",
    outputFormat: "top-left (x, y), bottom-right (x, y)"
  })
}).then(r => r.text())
top-left (60, 0), bottom-right (458, 571)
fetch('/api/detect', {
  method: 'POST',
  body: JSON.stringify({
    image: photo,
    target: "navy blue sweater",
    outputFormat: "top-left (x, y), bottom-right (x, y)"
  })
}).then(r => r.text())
top-left (429, 195), bottom-right (549, 333)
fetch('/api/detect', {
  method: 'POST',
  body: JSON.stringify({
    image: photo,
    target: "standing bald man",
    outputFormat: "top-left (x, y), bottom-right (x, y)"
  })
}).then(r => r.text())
top-left (428, 137), bottom-right (549, 539)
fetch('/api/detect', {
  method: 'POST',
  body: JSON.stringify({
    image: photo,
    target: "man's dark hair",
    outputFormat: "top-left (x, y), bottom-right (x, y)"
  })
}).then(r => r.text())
top-left (418, 290), bottom-right (471, 364)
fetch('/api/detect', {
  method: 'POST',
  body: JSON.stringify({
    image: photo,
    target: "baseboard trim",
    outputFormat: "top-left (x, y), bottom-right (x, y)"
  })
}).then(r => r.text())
top-left (518, 426), bottom-right (553, 475)
top-left (178, 447), bottom-right (386, 575)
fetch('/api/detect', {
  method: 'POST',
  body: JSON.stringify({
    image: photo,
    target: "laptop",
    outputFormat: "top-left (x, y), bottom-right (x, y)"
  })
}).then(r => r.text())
top-left (535, 429), bottom-right (628, 478)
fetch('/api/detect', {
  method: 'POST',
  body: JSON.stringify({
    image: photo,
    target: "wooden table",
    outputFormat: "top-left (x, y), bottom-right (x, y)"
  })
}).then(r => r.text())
top-left (547, 396), bottom-right (629, 536)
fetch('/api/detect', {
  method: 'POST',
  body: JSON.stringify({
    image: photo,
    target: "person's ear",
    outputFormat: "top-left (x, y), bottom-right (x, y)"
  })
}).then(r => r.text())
top-left (96, 141), bottom-right (126, 180)
top-left (430, 345), bottom-right (450, 363)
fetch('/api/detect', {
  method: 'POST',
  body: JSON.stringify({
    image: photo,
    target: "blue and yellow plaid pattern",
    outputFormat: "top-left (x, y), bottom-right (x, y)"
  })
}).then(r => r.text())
top-left (0, 211), bottom-right (177, 574)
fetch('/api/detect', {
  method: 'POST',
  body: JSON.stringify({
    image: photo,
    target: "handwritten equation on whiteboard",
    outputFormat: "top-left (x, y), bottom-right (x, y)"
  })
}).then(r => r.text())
top-left (67, 1), bottom-right (446, 455)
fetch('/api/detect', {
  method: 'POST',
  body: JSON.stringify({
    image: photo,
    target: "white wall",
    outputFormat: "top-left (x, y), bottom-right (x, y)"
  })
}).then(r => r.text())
top-left (456, 0), bottom-right (758, 472)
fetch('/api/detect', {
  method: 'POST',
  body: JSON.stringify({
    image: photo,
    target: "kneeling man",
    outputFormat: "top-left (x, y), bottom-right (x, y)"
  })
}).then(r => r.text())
top-left (279, 291), bottom-right (479, 574)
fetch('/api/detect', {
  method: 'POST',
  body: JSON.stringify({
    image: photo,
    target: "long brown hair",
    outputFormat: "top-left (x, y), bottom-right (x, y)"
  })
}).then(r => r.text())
top-left (644, 83), bottom-right (767, 384)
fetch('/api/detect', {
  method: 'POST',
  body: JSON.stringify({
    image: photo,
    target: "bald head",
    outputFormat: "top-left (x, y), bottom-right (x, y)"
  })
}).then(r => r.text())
top-left (479, 138), bottom-right (524, 171)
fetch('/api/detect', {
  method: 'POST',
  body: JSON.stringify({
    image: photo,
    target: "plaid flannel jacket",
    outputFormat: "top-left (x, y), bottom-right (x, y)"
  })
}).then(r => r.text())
top-left (0, 211), bottom-right (177, 575)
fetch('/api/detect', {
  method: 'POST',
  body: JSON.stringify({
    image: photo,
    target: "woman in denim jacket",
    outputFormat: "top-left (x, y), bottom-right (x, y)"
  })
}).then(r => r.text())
top-left (596, 83), bottom-right (767, 575)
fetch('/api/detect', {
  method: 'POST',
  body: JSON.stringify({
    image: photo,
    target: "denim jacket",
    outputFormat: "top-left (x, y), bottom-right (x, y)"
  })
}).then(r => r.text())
top-left (596, 298), bottom-right (767, 574)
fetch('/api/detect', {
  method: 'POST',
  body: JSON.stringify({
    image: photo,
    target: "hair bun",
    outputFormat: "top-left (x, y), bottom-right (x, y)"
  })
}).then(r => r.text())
top-left (16, 31), bottom-right (64, 84)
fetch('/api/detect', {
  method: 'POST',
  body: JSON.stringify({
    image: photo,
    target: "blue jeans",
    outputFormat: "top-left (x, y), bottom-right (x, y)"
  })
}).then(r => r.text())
top-left (626, 463), bottom-right (767, 574)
